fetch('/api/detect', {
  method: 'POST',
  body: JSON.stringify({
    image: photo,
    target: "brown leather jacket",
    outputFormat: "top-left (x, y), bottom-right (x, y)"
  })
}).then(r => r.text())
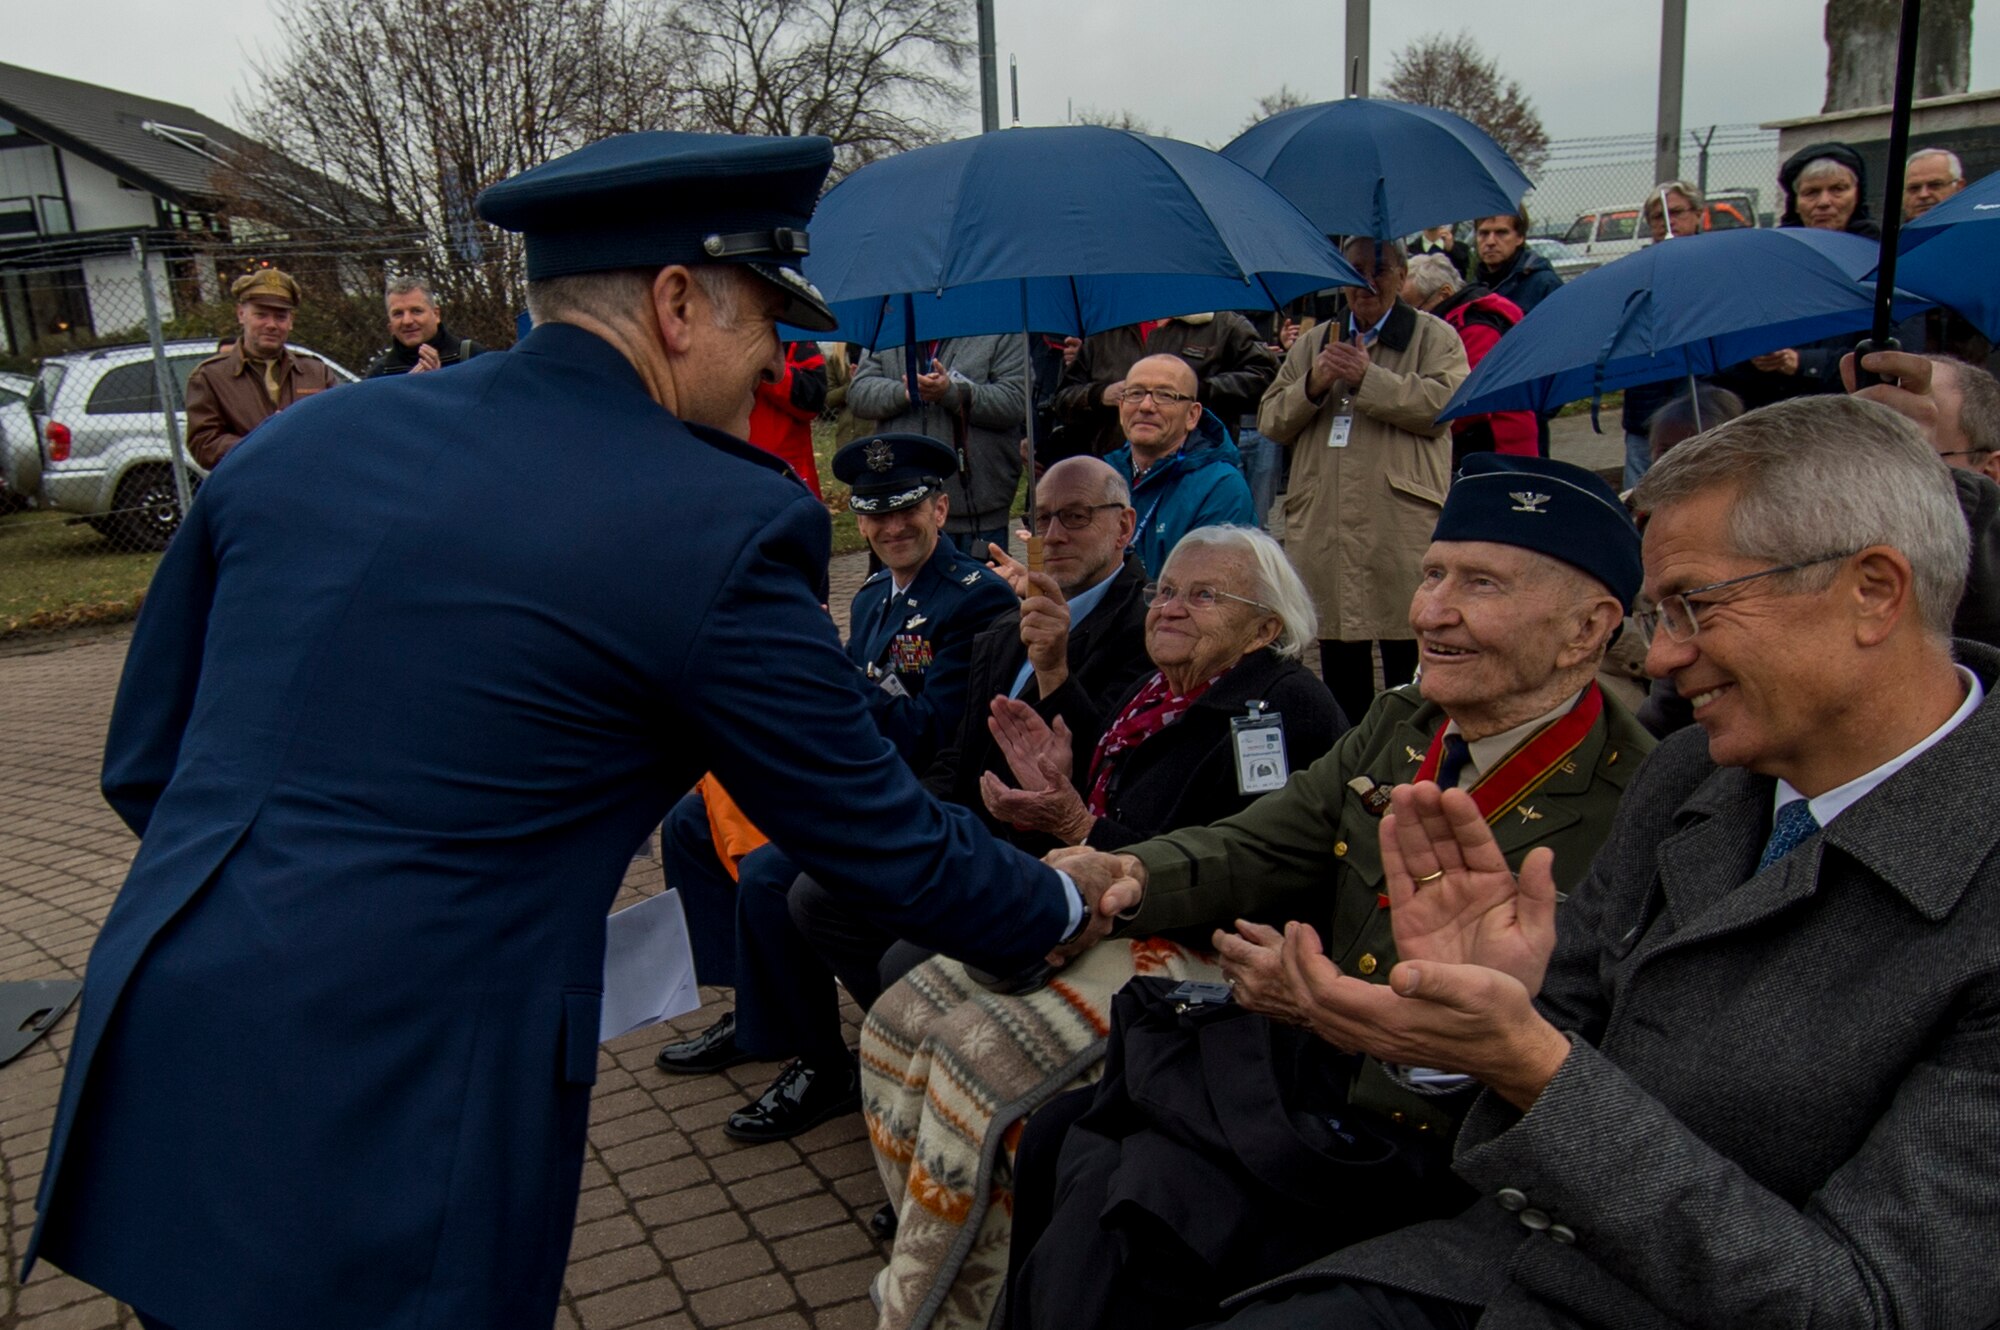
top-left (185, 343), bottom-right (339, 469)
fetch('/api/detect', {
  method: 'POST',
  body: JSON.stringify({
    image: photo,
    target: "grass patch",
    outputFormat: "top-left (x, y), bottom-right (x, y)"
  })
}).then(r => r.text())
top-left (0, 510), bottom-right (159, 637)
top-left (813, 422), bottom-right (866, 556)
top-left (1555, 390), bottom-right (1623, 418)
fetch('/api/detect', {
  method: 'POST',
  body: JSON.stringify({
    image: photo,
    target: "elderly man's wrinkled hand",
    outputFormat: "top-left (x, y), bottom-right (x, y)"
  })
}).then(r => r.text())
top-left (1320, 333), bottom-right (1371, 388)
top-left (1378, 783), bottom-right (1558, 994)
top-left (1275, 921), bottom-right (1571, 1110)
top-left (1215, 919), bottom-right (1313, 1026)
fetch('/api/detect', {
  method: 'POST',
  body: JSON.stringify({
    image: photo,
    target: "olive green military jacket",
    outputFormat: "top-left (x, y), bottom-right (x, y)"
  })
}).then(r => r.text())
top-left (1120, 682), bottom-right (1656, 1130)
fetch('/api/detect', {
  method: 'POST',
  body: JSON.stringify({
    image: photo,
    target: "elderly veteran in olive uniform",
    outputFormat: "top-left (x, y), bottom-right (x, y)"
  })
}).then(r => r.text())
top-left (1009, 454), bottom-right (1654, 1330)
top-left (1258, 236), bottom-right (1471, 727)
top-left (184, 268), bottom-right (338, 470)
top-left (654, 433), bottom-right (1015, 1144)
top-left (27, 134), bottom-right (1129, 1330)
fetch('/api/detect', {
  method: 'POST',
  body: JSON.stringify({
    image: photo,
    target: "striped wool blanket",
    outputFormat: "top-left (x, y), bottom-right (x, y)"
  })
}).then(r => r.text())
top-left (859, 938), bottom-right (1224, 1330)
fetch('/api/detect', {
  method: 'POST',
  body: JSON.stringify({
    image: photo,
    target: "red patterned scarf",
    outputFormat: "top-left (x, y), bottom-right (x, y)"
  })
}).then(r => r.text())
top-left (1085, 670), bottom-right (1221, 816)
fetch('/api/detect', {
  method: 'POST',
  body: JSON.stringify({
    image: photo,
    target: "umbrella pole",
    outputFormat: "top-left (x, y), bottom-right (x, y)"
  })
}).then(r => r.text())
top-left (1687, 373), bottom-right (1703, 432)
top-left (1856, 0), bottom-right (1924, 389)
top-left (1658, 187), bottom-right (1704, 434)
top-left (1019, 282), bottom-right (1044, 574)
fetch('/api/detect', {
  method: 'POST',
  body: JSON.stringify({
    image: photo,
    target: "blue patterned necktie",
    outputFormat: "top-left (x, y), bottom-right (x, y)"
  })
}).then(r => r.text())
top-left (1434, 735), bottom-right (1474, 791)
top-left (1758, 799), bottom-right (1821, 871)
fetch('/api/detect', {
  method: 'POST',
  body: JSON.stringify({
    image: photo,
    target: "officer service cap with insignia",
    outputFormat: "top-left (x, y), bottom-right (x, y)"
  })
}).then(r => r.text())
top-left (1435, 454), bottom-right (1643, 610)
top-left (474, 131), bottom-right (838, 332)
top-left (832, 433), bottom-right (958, 514)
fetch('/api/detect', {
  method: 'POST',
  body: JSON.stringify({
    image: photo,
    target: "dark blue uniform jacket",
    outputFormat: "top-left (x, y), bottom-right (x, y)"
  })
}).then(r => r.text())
top-left (27, 323), bottom-right (1068, 1329)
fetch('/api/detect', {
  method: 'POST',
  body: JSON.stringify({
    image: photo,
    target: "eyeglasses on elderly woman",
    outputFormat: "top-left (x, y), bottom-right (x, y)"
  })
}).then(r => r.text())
top-left (1142, 580), bottom-right (1272, 612)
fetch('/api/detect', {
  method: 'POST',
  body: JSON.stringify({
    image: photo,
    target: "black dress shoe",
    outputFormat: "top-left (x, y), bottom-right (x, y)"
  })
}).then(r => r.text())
top-left (655, 1012), bottom-right (754, 1075)
top-left (869, 1202), bottom-right (899, 1240)
top-left (723, 1055), bottom-right (861, 1142)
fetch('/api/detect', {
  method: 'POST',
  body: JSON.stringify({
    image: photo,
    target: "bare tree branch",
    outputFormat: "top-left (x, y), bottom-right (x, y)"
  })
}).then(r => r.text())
top-left (1381, 31), bottom-right (1548, 177)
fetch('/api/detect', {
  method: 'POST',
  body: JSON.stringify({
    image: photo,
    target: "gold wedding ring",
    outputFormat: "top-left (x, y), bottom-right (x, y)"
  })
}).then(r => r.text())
top-left (1413, 869), bottom-right (1446, 884)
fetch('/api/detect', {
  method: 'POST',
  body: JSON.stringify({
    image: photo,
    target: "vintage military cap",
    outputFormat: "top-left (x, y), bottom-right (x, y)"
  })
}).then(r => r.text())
top-left (230, 268), bottom-right (301, 308)
top-left (1435, 454), bottom-right (1643, 609)
top-left (474, 131), bottom-right (838, 332)
top-left (833, 433), bottom-right (959, 514)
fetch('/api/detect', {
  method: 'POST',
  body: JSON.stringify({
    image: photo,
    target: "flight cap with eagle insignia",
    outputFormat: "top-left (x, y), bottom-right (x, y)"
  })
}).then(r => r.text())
top-left (832, 433), bottom-right (959, 514)
top-left (1435, 454), bottom-right (1642, 610)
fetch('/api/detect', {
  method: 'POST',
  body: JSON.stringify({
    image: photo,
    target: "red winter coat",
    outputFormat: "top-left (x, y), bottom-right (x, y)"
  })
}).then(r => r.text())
top-left (1437, 289), bottom-right (1537, 459)
top-left (749, 342), bottom-right (829, 498)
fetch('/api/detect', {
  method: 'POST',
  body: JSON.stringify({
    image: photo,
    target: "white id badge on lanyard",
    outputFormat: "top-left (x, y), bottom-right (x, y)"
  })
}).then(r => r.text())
top-left (1231, 702), bottom-right (1289, 794)
top-left (1327, 413), bottom-right (1353, 447)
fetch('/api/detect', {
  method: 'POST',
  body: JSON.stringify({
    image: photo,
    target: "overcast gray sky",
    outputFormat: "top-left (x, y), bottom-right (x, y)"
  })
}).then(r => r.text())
top-left (6, 0), bottom-right (1995, 149)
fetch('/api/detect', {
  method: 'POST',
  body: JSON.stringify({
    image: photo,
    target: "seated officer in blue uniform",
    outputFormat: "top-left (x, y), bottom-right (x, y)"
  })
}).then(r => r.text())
top-left (26, 132), bottom-right (1136, 1330)
top-left (657, 432), bottom-right (1014, 1140)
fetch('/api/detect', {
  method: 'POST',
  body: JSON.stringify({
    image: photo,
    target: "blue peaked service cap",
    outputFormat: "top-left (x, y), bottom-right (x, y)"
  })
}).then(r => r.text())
top-left (476, 131), bottom-right (839, 332)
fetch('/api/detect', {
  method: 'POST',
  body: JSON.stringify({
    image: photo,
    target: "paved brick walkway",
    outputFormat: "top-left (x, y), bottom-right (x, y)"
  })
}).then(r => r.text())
top-left (0, 549), bottom-right (891, 1330)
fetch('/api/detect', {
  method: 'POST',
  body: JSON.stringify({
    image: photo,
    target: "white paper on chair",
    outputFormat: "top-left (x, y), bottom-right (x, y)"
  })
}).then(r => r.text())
top-left (600, 887), bottom-right (702, 1042)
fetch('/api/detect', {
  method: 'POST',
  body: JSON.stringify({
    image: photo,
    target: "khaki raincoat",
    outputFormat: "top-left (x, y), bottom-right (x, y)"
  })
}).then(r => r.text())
top-left (1258, 302), bottom-right (1468, 641)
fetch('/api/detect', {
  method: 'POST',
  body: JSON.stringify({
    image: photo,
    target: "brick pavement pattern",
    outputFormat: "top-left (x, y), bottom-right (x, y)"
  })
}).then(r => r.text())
top-left (0, 549), bottom-right (895, 1330)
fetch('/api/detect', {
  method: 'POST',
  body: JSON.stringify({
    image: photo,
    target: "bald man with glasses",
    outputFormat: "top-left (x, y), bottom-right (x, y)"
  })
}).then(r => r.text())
top-left (1105, 353), bottom-right (1258, 577)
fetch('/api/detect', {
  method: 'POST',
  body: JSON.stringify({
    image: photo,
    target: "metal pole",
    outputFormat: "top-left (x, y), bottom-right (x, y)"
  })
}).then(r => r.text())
top-left (135, 236), bottom-right (194, 518)
top-left (1864, 0), bottom-right (1925, 359)
top-left (1694, 124), bottom-right (1718, 199)
top-left (1009, 55), bottom-right (1021, 127)
top-left (1654, 0), bottom-right (1687, 184)
top-left (975, 0), bottom-right (1000, 133)
top-left (1655, 184), bottom-right (1703, 433)
top-left (1018, 281), bottom-right (1042, 572)
top-left (1345, 0), bottom-right (1370, 97)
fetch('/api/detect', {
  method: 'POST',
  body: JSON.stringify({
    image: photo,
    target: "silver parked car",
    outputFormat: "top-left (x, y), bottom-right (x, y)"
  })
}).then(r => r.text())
top-left (29, 340), bottom-right (357, 549)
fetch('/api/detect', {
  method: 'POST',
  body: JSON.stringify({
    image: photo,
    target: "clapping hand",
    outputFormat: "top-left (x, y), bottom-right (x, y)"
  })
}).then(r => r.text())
top-left (411, 343), bottom-right (443, 373)
top-left (978, 698), bottom-right (1093, 845)
top-left (1307, 333), bottom-right (1369, 398)
top-left (916, 358), bottom-right (953, 404)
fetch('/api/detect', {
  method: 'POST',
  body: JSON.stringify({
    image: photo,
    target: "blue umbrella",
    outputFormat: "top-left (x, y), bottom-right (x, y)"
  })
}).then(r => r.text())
top-left (1872, 167), bottom-right (2000, 340)
top-left (790, 125), bottom-right (1364, 347)
top-left (1219, 98), bottom-right (1532, 241)
top-left (1439, 228), bottom-right (1934, 424)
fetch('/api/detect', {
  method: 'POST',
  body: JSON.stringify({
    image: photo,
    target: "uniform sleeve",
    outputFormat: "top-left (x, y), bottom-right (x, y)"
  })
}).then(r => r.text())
top-left (866, 577), bottom-right (1017, 773)
top-left (688, 495), bottom-right (1070, 970)
top-left (1123, 711), bottom-right (1372, 935)
top-left (1351, 326), bottom-right (1470, 437)
top-left (184, 366), bottom-right (243, 470)
top-left (101, 492), bottom-right (220, 835)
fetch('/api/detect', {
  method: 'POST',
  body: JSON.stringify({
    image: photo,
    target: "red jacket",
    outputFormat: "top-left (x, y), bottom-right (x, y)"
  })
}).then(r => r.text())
top-left (749, 342), bottom-right (829, 498)
top-left (1438, 290), bottom-right (1537, 457)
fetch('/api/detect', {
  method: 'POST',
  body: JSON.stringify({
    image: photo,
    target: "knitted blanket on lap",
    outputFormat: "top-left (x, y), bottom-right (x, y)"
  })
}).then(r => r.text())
top-left (859, 939), bottom-right (1224, 1330)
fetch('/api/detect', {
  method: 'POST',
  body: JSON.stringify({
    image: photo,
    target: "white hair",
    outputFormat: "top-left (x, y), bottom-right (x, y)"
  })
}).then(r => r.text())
top-left (384, 275), bottom-right (436, 305)
top-left (1908, 147), bottom-right (1965, 180)
top-left (1164, 525), bottom-right (1319, 659)
top-left (1403, 254), bottom-right (1460, 306)
top-left (526, 264), bottom-right (746, 329)
top-left (1797, 157), bottom-right (1858, 187)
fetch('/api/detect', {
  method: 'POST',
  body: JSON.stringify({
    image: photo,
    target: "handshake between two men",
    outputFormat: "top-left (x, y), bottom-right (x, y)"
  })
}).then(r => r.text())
top-left (1038, 778), bottom-right (1571, 1111)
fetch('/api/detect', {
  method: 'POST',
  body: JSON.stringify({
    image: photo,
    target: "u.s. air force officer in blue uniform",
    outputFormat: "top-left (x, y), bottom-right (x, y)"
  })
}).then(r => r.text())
top-left (658, 432), bottom-right (1015, 1140)
top-left (26, 132), bottom-right (1132, 1330)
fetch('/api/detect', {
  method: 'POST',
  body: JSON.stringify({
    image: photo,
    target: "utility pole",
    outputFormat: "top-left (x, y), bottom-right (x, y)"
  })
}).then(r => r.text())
top-left (976, 0), bottom-right (1000, 132)
top-left (1654, 0), bottom-right (1687, 184)
top-left (1009, 55), bottom-right (1021, 127)
top-left (1345, 0), bottom-right (1370, 96)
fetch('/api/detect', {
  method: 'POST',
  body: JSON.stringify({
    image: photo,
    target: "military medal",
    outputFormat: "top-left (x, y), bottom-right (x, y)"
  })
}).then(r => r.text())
top-left (1346, 775), bottom-right (1394, 817)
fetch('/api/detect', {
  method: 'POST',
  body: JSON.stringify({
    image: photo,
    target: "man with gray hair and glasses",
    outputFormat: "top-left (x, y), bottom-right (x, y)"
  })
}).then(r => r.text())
top-left (1187, 393), bottom-right (2000, 1329)
top-left (1903, 146), bottom-right (1967, 220)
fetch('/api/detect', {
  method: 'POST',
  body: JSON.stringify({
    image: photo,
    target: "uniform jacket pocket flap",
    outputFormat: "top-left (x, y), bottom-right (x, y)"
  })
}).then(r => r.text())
top-left (1385, 474), bottom-right (1446, 508)
top-left (561, 990), bottom-right (601, 1085)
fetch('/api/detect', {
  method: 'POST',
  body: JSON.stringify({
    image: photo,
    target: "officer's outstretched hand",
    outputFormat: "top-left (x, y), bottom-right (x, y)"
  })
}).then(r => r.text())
top-left (1042, 846), bottom-right (1145, 965)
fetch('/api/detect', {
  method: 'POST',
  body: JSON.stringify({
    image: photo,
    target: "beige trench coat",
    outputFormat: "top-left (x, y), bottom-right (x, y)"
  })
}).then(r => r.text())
top-left (1257, 302), bottom-right (1468, 641)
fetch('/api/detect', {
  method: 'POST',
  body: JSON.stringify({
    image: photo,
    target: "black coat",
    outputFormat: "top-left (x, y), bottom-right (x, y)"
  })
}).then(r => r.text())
top-left (1084, 648), bottom-right (1346, 851)
top-left (923, 556), bottom-right (1154, 851)
top-left (363, 325), bottom-right (487, 378)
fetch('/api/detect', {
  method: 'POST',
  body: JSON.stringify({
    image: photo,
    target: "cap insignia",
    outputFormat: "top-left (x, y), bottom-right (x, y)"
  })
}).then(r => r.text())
top-left (1510, 491), bottom-right (1552, 514)
top-left (865, 439), bottom-right (895, 473)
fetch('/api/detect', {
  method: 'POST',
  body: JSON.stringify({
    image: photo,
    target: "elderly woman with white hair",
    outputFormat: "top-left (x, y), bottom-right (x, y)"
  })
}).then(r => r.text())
top-left (857, 525), bottom-right (1344, 1330)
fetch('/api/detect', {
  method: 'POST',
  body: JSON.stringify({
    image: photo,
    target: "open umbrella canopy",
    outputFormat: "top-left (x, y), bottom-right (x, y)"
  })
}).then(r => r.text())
top-left (790, 125), bottom-right (1364, 347)
top-left (1872, 168), bottom-right (2000, 340)
top-left (1440, 228), bottom-right (1934, 421)
top-left (1220, 98), bottom-right (1532, 241)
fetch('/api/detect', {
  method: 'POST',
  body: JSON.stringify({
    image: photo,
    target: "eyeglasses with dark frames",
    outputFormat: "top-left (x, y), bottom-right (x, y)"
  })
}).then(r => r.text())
top-left (1118, 386), bottom-right (1196, 406)
top-left (1634, 551), bottom-right (1857, 643)
top-left (1033, 503), bottom-right (1126, 533)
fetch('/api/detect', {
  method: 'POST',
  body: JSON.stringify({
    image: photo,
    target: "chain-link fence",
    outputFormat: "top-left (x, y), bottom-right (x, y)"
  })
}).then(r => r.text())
top-left (0, 230), bottom-right (435, 642)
